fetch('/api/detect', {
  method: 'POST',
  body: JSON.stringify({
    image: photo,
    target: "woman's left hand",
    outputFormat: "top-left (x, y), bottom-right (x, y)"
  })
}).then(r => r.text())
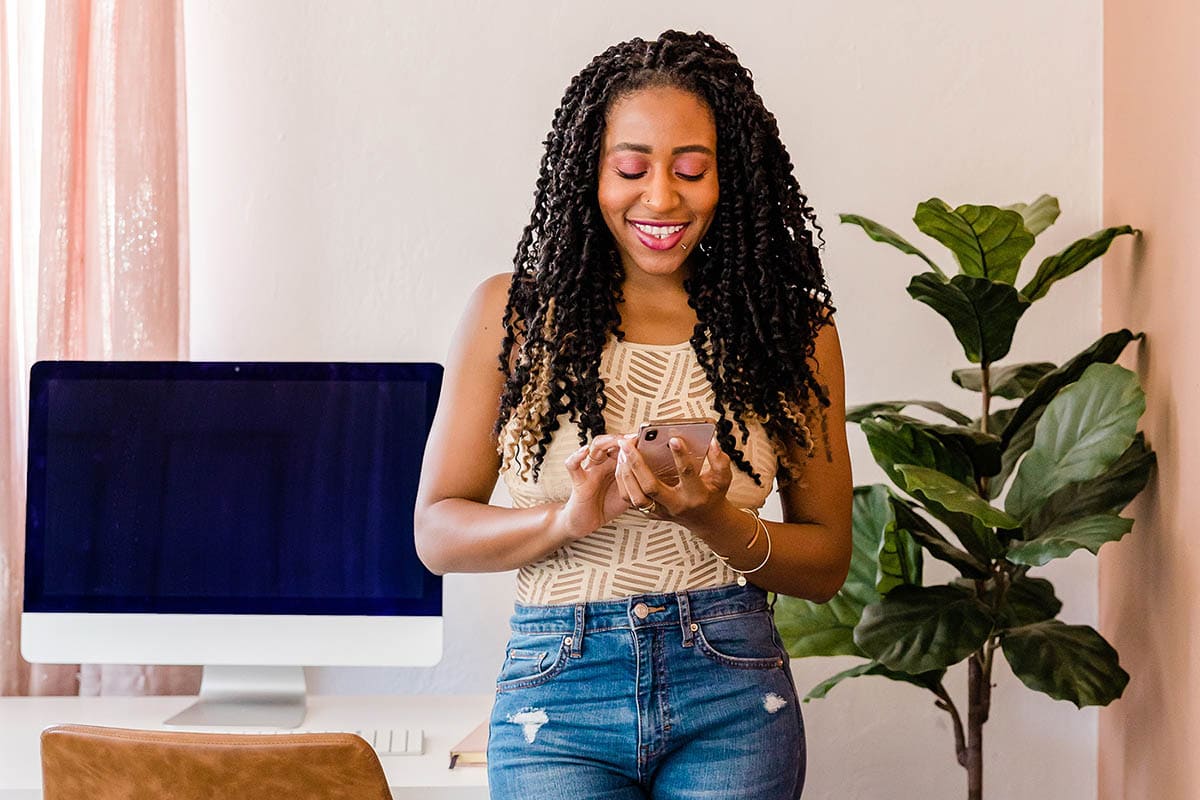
top-left (615, 435), bottom-right (733, 526)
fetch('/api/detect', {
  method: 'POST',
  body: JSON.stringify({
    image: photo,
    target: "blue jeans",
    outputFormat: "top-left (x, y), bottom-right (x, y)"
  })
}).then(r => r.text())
top-left (487, 583), bottom-right (806, 799)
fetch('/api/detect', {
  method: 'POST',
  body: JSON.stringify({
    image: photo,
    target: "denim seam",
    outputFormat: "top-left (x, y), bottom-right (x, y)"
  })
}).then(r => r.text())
top-left (629, 618), bottom-right (646, 784)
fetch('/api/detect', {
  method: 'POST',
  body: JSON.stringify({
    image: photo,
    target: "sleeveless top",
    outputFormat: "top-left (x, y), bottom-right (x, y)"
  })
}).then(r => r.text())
top-left (500, 336), bottom-right (779, 605)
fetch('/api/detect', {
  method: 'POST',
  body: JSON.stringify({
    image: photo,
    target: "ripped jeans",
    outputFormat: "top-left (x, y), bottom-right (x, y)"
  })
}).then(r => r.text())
top-left (487, 583), bottom-right (805, 800)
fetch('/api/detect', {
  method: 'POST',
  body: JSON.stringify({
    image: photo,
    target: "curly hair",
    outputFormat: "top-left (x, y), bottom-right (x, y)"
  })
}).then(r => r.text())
top-left (496, 30), bottom-right (834, 485)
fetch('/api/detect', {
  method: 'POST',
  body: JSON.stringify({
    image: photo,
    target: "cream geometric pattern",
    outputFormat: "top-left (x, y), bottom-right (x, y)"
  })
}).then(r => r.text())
top-left (501, 337), bottom-right (778, 605)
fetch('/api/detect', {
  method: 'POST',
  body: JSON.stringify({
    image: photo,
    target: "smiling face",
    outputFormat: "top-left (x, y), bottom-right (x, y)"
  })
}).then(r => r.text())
top-left (597, 85), bottom-right (719, 282)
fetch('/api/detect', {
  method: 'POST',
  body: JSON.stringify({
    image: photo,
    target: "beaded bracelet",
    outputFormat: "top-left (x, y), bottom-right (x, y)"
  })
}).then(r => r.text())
top-left (714, 508), bottom-right (773, 587)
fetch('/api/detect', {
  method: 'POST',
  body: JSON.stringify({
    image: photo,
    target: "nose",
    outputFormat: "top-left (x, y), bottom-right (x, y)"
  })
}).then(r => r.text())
top-left (641, 170), bottom-right (680, 213)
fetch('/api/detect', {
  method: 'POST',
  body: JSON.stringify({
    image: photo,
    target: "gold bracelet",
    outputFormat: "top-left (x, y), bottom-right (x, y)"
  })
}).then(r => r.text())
top-left (714, 508), bottom-right (772, 586)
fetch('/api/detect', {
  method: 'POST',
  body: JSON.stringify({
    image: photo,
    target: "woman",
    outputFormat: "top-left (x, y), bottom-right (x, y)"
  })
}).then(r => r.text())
top-left (415, 30), bottom-right (852, 800)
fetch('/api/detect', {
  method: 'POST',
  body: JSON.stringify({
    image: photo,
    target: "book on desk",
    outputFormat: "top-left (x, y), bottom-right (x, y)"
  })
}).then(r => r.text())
top-left (449, 719), bottom-right (489, 769)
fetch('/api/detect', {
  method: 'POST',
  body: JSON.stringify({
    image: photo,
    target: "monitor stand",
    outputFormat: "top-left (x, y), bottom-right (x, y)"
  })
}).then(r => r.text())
top-left (164, 665), bottom-right (307, 728)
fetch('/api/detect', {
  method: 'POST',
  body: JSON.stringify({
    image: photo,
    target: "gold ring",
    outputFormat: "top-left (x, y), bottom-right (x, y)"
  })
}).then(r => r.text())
top-left (634, 500), bottom-right (657, 516)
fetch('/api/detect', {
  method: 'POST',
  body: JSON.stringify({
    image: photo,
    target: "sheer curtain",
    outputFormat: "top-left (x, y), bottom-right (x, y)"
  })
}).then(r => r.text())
top-left (1, 0), bottom-right (198, 696)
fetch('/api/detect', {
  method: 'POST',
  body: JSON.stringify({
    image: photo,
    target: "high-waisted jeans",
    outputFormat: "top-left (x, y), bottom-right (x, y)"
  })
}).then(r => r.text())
top-left (487, 583), bottom-right (806, 799)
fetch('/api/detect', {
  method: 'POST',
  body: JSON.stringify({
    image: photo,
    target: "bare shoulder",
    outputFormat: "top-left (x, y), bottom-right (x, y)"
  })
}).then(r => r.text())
top-left (465, 272), bottom-right (513, 335)
top-left (810, 313), bottom-right (844, 384)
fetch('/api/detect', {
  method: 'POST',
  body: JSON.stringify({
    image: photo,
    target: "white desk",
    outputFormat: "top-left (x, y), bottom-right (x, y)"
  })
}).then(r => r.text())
top-left (0, 694), bottom-right (493, 799)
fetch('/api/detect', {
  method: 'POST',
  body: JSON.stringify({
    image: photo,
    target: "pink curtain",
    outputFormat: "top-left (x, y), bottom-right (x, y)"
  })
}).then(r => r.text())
top-left (1, 0), bottom-right (25, 697)
top-left (1, 0), bottom-right (199, 696)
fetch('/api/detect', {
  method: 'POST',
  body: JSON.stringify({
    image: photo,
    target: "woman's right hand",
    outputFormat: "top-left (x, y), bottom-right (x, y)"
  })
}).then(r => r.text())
top-left (556, 434), bottom-right (632, 541)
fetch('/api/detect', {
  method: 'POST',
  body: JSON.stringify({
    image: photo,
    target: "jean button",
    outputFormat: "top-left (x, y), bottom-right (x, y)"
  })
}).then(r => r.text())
top-left (632, 602), bottom-right (650, 619)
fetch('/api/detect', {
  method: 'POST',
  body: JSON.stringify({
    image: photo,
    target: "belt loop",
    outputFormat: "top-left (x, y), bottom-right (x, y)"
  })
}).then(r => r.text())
top-left (569, 604), bottom-right (585, 658)
top-left (677, 592), bottom-right (695, 648)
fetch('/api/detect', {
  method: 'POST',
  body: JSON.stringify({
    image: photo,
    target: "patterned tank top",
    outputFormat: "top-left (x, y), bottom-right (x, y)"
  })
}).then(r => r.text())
top-left (500, 336), bottom-right (778, 605)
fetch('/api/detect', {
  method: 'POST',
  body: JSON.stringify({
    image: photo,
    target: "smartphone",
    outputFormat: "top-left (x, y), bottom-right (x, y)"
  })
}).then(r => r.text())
top-left (635, 417), bottom-right (716, 486)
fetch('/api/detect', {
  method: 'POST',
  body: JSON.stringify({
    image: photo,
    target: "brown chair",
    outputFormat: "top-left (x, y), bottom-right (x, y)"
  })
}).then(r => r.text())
top-left (41, 724), bottom-right (392, 800)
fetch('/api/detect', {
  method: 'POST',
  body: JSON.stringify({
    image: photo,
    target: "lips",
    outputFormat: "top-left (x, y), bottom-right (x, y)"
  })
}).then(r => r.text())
top-left (627, 220), bottom-right (690, 251)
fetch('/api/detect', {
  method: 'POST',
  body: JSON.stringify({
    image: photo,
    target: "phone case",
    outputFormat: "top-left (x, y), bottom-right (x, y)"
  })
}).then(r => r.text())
top-left (635, 418), bottom-right (716, 486)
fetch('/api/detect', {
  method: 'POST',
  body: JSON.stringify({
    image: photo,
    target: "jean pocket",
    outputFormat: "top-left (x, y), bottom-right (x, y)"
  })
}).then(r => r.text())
top-left (495, 632), bottom-right (571, 692)
top-left (693, 611), bottom-right (787, 670)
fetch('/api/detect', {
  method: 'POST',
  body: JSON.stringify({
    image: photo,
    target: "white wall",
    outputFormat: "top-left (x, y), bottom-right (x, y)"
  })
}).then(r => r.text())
top-left (184, 2), bottom-right (1103, 797)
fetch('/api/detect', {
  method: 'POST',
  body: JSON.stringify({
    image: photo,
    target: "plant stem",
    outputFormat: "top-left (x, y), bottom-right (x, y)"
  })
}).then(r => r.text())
top-left (967, 651), bottom-right (988, 800)
top-left (979, 361), bottom-right (992, 498)
top-left (933, 682), bottom-right (968, 768)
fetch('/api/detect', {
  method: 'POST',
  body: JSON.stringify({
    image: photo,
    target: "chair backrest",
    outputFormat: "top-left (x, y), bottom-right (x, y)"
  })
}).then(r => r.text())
top-left (41, 724), bottom-right (392, 800)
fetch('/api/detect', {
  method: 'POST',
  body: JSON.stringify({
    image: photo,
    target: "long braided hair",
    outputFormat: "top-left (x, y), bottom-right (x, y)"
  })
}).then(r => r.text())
top-left (496, 30), bottom-right (834, 485)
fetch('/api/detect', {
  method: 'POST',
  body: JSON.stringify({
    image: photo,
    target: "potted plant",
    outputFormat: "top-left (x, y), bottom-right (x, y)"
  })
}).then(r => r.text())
top-left (775, 195), bottom-right (1154, 800)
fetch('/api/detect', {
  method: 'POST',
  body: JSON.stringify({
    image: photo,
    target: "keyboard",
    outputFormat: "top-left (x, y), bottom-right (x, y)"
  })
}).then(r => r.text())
top-left (219, 727), bottom-right (424, 756)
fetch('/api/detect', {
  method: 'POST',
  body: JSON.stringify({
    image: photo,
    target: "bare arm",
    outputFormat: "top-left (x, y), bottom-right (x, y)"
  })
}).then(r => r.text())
top-left (612, 318), bottom-right (853, 601)
top-left (413, 274), bottom-right (628, 574)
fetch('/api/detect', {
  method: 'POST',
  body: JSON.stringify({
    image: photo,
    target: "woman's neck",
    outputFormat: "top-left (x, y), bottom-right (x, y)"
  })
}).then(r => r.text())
top-left (617, 272), bottom-right (697, 346)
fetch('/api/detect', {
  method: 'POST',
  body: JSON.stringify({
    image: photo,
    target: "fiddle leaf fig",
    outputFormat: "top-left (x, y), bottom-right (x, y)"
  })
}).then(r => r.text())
top-left (1006, 363), bottom-right (1144, 521)
top-left (1007, 514), bottom-right (1134, 567)
top-left (1021, 433), bottom-right (1155, 540)
top-left (839, 214), bottom-right (947, 278)
top-left (1001, 621), bottom-right (1129, 707)
top-left (952, 361), bottom-right (1057, 399)
top-left (895, 465), bottom-right (1019, 530)
top-left (907, 273), bottom-right (1031, 364)
top-left (805, 661), bottom-right (946, 702)
top-left (785, 195), bottom-right (1147, 797)
top-left (890, 496), bottom-right (989, 578)
top-left (847, 400), bottom-right (972, 426)
top-left (860, 415), bottom-right (975, 487)
top-left (774, 485), bottom-right (892, 658)
top-left (913, 198), bottom-right (1035, 284)
top-left (856, 584), bottom-right (995, 674)
top-left (997, 576), bottom-right (1062, 629)
top-left (1003, 194), bottom-right (1060, 237)
top-left (1021, 226), bottom-right (1137, 301)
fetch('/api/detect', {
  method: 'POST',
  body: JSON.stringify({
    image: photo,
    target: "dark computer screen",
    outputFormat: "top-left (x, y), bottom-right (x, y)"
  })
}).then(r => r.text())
top-left (24, 362), bottom-right (442, 616)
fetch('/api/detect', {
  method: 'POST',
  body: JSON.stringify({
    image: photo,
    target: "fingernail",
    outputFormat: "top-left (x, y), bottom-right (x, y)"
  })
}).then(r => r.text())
top-left (669, 437), bottom-right (682, 450)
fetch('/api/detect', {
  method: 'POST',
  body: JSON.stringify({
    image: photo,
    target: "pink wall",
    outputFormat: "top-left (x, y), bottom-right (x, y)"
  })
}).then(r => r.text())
top-left (1100, 1), bottom-right (1200, 798)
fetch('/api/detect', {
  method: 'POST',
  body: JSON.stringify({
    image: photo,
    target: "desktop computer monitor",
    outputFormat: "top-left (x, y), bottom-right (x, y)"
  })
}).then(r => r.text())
top-left (22, 361), bottom-right (443, 727)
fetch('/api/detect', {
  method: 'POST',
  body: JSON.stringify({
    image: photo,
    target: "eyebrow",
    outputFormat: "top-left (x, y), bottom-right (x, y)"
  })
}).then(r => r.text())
top-left (609, 143), bottom-right (715, 156)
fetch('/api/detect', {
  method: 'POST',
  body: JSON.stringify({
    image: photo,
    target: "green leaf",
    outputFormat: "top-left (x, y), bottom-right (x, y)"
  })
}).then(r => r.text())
top-left (855, 584), bottom-right (995, 673)
top-left (952, 362), bottom-right (1057, 399)
top-left (860, 416), bottom-right (976, 487)
top-left (1001, 621), bottom-right (1129, 707)
top-left (1006, 363), bottom-right (1145, 520)
top-left (1021, 226), bottom-right (1137, 301)
top-left (1000, 330), bottom-right (1140, 447)
top-left (913, 199), bottom-right (1035, 284)
top-left (775, 485), bottom-right (892, 658)
top-left (890, 496), bottom-right (989, 578)
top-left (908, 273), bottom-right (1032, 364)
top-left (1022, 433), bottom-right (1155, 539)
top-left (997, 576), bottom-right (1062, 629)
top-left (992, 329), bottom-right (1141, 495)
top-left (1007, 515), bottom-right (1134, 567)
top-left (839, 213), bottom-right (948, 278)
top-left (896, 465), bottom-right (1019, 530)
top-left (804, 661), bottom-right (945, 702)
top-left (847, 400), bottom-right (972, 426)
top-left (1003, 194), bottom-right (1061, 237)
top-left (878, 515), bottom-right (923, 595)
top-left (869, 412), bottom-right (1001, 478)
